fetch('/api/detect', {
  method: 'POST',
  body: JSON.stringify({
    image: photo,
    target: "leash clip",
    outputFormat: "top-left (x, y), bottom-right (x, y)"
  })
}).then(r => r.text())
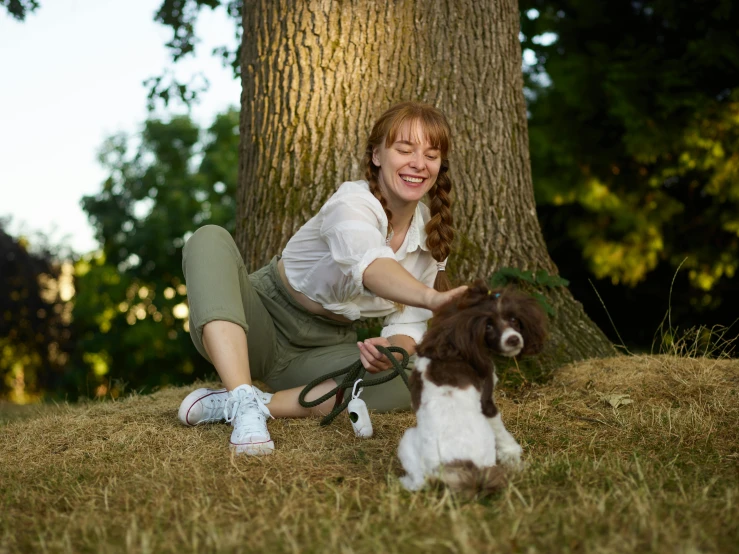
top-left (348, 379), bottom-right (373, 438)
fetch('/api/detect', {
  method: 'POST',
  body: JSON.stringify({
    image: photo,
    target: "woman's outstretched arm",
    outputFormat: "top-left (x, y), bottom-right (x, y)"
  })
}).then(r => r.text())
top-left (362, 257), bottom-right (467, 311)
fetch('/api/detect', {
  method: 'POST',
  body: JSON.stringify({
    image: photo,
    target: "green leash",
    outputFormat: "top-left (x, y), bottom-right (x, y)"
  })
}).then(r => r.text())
top-left (297, 346), bottom-right (411, 426)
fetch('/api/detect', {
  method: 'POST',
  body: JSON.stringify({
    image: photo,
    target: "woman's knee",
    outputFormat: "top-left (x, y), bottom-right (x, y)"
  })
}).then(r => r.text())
top-left (182, 225), bottom-right (243, 272)
top-left (184, 225), bottom-right (235, 254)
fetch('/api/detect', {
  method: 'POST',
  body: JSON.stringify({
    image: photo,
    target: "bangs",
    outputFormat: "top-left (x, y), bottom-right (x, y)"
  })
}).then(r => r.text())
top-left (383, 109), bottom-right (451, 156)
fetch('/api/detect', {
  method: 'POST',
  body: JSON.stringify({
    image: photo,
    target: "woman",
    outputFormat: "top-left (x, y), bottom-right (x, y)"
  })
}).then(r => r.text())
top-left (178, 102), bottom-right (467, 455)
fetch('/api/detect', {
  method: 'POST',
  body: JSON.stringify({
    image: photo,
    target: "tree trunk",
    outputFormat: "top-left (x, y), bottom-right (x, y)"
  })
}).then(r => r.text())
top-left (237, 0), bottom-right (615, 370)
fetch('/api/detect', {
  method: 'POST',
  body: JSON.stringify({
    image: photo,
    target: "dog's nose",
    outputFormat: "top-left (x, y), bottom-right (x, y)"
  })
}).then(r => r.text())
top-left (505, 335), bottom-right (521, 348)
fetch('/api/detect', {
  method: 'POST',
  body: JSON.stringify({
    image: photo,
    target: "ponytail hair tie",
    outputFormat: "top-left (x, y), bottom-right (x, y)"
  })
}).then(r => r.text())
top-left (436, 262), bottom-right (445, 271)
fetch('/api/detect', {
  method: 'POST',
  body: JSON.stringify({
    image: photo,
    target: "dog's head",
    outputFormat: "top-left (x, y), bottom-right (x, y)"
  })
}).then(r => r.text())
top-left (481, 285), bottom-right (548, 358)
top-left (417, 280), bottom-right (548, 417)
top-left (418, 280), bottom-right (548, 370)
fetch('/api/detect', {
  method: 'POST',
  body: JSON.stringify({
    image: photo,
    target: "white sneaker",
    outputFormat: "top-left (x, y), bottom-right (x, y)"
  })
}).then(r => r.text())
top-left (178, 387), bottom-right (273, 427)
top-left (225, 384), bottom-right (275, 456)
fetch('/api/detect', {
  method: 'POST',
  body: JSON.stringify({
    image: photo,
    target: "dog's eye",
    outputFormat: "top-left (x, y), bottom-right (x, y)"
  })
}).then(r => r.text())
top-left (509, 317), bottom-right (518, 324)
top-left (486, 323), bottom-right (494, 331)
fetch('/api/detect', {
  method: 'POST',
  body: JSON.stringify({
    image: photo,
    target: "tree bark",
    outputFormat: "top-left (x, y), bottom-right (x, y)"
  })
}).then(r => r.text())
top-left (237, 0), bottom-right (615, 369)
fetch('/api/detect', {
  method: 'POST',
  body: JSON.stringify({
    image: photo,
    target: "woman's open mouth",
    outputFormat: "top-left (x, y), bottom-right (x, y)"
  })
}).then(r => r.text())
top-left (400, 174), bottom-right (425, 186)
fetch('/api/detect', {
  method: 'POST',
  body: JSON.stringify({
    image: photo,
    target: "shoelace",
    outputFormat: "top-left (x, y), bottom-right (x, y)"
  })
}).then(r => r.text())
top-left (206, 397), bottom-right (226, 418)
top-left (224, 389), bottom-right (273, 427)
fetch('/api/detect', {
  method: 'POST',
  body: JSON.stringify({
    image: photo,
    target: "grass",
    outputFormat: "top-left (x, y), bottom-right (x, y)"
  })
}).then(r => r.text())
top-left (0, 401), bottom-right (66, 426)
top-left (1, 354), bottom-right (738, 553)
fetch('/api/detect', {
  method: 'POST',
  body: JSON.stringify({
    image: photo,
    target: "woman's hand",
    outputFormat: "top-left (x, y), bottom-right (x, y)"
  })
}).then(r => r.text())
top-left (426, 285), bottom-right (468, 312)
top-left (357, 337), bottom-right (396, 374)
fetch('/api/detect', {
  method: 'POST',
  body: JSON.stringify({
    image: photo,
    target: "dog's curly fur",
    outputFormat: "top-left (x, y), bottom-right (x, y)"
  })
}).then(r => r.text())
top-left (398, 280), bottom-right (548, 497)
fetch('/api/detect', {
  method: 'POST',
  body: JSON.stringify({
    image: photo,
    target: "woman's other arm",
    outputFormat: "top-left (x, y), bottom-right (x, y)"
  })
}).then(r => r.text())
top-left (357, 335), bottom-right (416, 373)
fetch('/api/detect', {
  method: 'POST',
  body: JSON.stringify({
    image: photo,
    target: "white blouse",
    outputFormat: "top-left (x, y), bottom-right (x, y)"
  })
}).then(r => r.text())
top-left (281, 180), bottom-right (446, 344)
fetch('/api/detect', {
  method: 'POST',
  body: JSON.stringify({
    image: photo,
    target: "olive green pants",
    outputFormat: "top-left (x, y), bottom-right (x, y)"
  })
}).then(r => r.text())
top-left (182, 225), bottom-right (412, 412)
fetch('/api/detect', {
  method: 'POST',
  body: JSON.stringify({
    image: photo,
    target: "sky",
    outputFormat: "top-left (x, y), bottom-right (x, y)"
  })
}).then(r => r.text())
top-left (0, 0), bottom-right (242, 255)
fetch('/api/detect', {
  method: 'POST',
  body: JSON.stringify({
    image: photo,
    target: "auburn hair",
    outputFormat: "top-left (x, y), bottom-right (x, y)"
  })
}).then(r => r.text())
top-left (363, 102), bottom-right (455, 292)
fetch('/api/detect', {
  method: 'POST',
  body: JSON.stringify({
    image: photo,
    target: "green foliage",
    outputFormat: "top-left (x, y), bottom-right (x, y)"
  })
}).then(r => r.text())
top-left (144, 71), bottom-right (211, 111)
top-left (489, 267), bottom-right (569, 315)
top-left (148, 0), bottom-right (242, 108)
top-left (520, 1), bottom-right (739, 315)
top-left (489, 267), bottom-right (569, 289)
top-left (0, 221), bottom-right (72, 402)
top-left (1, 0), bottom-right (39, 21)
top-left (82, 109), bottom-right (240, 281)
top-left (69, 109), bottom-right (240, 397)
top-left (155, 0), bottom-right (231, 62)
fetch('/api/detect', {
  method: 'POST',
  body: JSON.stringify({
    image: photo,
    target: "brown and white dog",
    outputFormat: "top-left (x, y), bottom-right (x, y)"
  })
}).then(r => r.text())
top-left (397, 281), bottom-right (547, 495)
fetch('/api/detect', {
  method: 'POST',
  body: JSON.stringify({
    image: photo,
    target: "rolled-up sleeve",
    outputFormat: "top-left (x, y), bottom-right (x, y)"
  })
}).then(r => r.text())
top-left (380, 253), bottom-right (438, 344)
top-left (319, 196), bottom-right (396, 293)
top-left (381, 309), bottom-right (432, 344)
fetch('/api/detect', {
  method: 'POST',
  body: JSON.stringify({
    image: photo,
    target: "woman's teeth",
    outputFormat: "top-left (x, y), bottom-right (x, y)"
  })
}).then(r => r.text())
top-left (401, 176), bottom-right (423, 183)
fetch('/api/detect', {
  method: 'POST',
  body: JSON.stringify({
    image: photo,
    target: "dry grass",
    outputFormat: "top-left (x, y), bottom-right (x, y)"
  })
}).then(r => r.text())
top-left (2, 355), bottom-right (738, 554)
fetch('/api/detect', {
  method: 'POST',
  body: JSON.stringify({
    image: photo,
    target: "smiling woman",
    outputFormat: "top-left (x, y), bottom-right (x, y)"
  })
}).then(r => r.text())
top-left (176, 102), bottom-right (469, 457)
top-left (365, 102), bottom-right (455, 294)
top-left (373, 119), bottom-right (441, 198)
top-left (372, 128), bottom-right (441, 208)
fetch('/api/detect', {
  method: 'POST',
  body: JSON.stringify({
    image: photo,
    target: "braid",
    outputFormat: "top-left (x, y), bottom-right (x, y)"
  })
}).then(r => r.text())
top-left (426, 161), bottom-right (454, 292)
top-left (364, 144), bottom-right (394, 237)
top-left (365, 145), bottom-right (404, 310)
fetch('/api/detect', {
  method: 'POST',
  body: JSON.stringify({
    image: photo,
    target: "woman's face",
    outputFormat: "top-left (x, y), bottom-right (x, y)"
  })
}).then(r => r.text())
top-left (372, 120), bottom-right (442, 211)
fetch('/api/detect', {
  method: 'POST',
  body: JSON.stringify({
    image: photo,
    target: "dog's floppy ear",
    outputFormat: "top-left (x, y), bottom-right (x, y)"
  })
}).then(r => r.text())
top-left (449, 279), bottom-right (496, 370)
top-left (409, 370), bottom-right (423, 413)
top-left (460, 312), bottom-right (494, 376)
top-left (480, 370), bottom-right (498, 418)
top-left (515, 293), bottom-right (548, 356)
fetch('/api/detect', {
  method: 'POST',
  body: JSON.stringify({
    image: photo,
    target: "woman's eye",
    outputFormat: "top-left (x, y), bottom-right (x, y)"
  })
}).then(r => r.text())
top-left (426, 155), bottom-right (438, 160)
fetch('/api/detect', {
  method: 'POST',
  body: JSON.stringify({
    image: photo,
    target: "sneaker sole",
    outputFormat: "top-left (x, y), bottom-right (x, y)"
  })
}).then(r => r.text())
top-left (230, 439), bottom-right (275, 456)
top-left (178, 388), bottom-right (228, 426)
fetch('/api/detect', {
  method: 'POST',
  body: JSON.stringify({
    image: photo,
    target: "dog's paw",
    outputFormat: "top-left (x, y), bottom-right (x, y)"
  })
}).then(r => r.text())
top-left (496, 442), bottom-right (523, 470)
top-left (399, 474), bottom-right (424, 491)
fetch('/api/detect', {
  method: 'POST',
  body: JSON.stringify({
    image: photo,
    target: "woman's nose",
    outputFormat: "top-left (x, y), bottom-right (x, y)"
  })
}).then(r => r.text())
top-left (409, 152), bottom-right (426, 170)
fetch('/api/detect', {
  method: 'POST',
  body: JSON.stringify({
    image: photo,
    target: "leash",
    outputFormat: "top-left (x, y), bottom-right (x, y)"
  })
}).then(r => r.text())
top-left (297, 346), bottom-right (411, 426)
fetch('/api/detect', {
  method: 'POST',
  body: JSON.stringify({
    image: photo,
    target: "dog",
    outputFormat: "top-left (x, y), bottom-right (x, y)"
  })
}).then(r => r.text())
top-left (397, 281), bottom-right (547, 496)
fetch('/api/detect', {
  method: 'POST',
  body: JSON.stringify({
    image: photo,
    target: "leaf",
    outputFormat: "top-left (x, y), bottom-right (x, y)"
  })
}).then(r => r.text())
top-left (489, 272), bottom-right (509, 288)
top-left (534, 269), bottom-right (570, 288)
top-left (599, 393), bottom-right (634, 409)
top-left (534, 269), bottom-right (550, 284)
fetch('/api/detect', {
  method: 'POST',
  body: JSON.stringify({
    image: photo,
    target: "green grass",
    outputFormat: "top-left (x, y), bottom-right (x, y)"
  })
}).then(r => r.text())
top-left (1, 354), bottom-right (738, 553)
